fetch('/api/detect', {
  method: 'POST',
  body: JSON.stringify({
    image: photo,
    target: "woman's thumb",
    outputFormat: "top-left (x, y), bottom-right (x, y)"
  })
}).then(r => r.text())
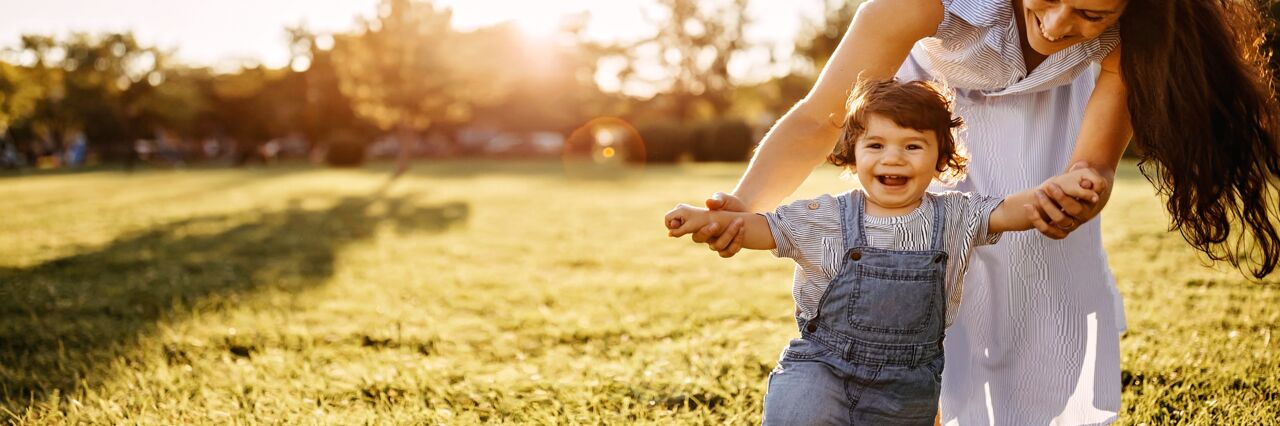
top-left (705, 192), bottom-right (727, 210)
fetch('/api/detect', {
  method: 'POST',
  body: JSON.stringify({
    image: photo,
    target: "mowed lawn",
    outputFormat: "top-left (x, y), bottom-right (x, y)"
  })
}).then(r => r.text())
top-left (0, 160), bottom-right (1276, 425)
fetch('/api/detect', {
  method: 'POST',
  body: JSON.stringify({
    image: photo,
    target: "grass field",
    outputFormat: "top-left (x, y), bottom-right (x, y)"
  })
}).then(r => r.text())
top-left (0, 160), bottom-right (1276, 424)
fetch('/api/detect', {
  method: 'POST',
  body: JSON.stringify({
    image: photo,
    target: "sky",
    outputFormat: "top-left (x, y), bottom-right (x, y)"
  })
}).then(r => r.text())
top-left (0, 0), bottom-right (825, 84)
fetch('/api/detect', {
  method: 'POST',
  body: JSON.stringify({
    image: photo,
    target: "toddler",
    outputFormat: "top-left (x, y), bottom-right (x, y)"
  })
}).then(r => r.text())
top-left (664, 78), bottom-right (1102, 425)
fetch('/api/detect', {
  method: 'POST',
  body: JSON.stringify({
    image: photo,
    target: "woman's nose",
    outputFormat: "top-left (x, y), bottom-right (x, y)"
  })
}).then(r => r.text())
top-left (1041, 8), bottom-right (1074, 41)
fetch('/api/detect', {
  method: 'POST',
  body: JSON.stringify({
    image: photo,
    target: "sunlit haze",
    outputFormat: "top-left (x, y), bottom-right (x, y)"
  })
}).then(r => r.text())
top-left (2, 0), bottom-right (822, 84)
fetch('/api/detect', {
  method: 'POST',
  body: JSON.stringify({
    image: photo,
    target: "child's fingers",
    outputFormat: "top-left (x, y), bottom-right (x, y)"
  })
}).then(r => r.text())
top-left (669, 217), bottom-right (705, 238)
top-left (669, 223), bottom-right (696, 238)
top-left (1053, 179), bottom-right (1101, 203)
top-left (663, 206), bottom-right (682, 228)
top-left (1071, 168), bottom-right (1108, 194)
top-left (664, 204), bottom-right (694, 235)
top-left (666, 218), bottom-right (685, 236)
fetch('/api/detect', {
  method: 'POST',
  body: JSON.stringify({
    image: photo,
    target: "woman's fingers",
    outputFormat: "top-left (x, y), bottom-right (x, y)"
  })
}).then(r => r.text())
top-left (705, 192), bottom-right (728, 211)
top-left (691, 221), bottom-right (720, 244)
top-left (1044, 183), bottom-right (1091, 219)
top-left (709, 218), bottom-right (744, 252)
top-left (706, 192), bottom-right (748, 212)
top-left (1024, 204), bottom-right (1068, 239)
top-left (1034, 190), bottom-right (1075, 229)
top-left (719, 225), bottom-right (746, 258)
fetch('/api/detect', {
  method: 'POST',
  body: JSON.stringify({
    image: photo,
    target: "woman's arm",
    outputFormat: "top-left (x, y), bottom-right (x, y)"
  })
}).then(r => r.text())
top-left (731, 0), bottom-right (945, 212)
top-left (1030, 45), bottom-right (1133, 239)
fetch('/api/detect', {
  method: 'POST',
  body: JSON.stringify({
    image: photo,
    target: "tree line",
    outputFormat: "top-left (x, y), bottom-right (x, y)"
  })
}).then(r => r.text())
top-left (3, 0), bottom-right (1276, 169)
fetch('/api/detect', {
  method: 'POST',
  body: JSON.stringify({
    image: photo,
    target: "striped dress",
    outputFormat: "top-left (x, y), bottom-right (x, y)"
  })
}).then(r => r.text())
top-left (895, 0), bottom-right (1125, 424)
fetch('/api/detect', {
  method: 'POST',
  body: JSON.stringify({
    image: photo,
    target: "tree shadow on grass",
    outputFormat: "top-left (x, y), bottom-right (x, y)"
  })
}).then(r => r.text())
top-left (0, 189), bottom-right (468, 413)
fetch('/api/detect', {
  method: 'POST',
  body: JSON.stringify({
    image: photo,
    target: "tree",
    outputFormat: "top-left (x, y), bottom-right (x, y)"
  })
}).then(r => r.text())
top-left (11, 32), bottom-right (167, 160)
top-left (0, 62), bottom-right (42, 139)
top-left (285, 28), bottom-right (369, 151)
top-left (331, 0), bottom-right (509, 171)
top-left (794, 0), bottom-right (862, 75)
top-left (608, 0), bottom-right (753, 122)
top-left (468, 19), bottom-right (614, 136)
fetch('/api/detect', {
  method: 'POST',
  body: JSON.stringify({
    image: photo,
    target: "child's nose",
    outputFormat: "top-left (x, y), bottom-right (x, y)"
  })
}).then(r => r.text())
top-left (882, 149), bottom-right (907, 163)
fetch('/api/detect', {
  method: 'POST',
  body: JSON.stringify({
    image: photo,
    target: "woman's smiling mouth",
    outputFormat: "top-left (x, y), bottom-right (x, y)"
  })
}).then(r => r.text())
top-left (1032, 11), bottom-right (1070, 42)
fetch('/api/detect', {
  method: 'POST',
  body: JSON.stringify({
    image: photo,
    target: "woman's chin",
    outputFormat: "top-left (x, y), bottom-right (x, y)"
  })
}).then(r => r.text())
top-left (1027, 38), bottom-right (1067, 56)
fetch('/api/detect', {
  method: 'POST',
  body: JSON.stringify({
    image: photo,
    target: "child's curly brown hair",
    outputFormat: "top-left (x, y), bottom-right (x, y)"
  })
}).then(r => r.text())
top-left (829, 78), bottom-right (968, 184)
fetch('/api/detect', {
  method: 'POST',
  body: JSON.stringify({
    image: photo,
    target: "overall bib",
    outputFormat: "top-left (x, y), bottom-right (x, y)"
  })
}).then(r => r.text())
top-left (763, 191), bottom-right (948, 425)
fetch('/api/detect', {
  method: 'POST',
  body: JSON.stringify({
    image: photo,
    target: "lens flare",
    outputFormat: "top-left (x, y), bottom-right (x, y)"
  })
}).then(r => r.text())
top-left (563, 117), bottom-right (644, 177)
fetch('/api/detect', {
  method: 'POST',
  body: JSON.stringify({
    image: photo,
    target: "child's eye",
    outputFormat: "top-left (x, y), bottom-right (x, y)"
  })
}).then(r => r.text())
top-left (866, 143), bottom-right (883, 149)
top-left (907, 144), bottom-right (923, 150)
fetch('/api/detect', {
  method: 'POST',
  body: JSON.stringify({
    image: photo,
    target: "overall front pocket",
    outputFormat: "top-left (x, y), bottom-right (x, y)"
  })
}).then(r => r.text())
top-left (846, 264), bottom-right (939, 334)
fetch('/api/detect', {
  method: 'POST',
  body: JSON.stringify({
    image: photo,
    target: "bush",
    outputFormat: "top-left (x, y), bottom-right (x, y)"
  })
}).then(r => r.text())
top-left (693, 119), bottom-right (755, 162)
top-left (324, 131), bottom-right (367, 167)
top-left (627, 119), bottom-right (757, 163)
top-left (631, 122), bottom-right (693, 163)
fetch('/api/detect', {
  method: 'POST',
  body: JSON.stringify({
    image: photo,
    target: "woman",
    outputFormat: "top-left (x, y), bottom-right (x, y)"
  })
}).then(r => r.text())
top-left (689, 0), bottom-right (1280, 423)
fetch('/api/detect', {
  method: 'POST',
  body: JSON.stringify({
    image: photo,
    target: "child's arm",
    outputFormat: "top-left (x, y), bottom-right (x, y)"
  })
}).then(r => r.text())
top-left (665, 204), bottom-right (776, 250)
top-left (988, 168), bottom-right (1106, 234)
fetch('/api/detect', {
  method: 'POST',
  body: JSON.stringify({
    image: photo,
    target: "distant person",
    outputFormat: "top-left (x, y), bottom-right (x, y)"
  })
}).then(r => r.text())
top-left (677, 0), bottom-right (1280, 423)
top-left (666, 79), bottom-right (1102, 424)
top-left (64, 133), bottom-right (87, 167)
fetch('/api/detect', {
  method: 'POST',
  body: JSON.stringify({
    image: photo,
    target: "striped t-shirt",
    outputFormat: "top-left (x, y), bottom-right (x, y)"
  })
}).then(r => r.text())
top-left (762, 190), bottom-right (1005, 327)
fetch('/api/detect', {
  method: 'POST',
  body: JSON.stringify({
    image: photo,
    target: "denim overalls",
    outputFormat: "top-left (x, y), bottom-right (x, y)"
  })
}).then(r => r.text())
top-left (763, 191), bottom-right (948, 425)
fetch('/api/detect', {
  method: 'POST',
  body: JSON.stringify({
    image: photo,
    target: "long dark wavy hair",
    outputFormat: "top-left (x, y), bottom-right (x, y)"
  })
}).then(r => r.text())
top-left (1121, 0), bottom-right (1280, 279)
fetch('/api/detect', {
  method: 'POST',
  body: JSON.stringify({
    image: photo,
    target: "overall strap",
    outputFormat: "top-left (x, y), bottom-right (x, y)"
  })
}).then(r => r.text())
top-left (838, 191), bottom-right (866, 249)
top-left (927, 194), bottom-right (947, 251)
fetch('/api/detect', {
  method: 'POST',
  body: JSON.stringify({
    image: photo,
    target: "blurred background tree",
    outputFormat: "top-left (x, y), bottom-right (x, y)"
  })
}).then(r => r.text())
top-left (331, 0), bottom-right (511, 169)
top-left (611, 0), bottom-right (752, 123)
top-left (1, 0), bottom-right (1277, 170)
top-left (0, 61), bottom-right (42, 143)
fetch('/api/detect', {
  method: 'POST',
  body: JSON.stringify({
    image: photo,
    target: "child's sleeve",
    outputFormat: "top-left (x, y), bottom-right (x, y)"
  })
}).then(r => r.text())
top-left (941, 191), bottom-right (1007, 247)
top-left (761, 194), bottom-right (843, 280)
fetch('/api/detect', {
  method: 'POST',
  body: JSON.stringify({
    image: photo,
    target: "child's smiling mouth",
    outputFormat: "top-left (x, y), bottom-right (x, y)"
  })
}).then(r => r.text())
top-left (876, 175), bottom-right (911, 186)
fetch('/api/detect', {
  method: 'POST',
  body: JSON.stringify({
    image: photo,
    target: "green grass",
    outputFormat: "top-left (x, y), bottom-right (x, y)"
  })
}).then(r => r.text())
top-left (0, 160), bottom-right (1275, 424)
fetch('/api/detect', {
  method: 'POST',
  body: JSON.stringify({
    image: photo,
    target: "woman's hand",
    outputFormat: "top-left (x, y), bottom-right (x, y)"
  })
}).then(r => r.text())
top-left (686, 192), bottom-right (748, 258)
top-left (1024, 162), bottom-right (1112, 239)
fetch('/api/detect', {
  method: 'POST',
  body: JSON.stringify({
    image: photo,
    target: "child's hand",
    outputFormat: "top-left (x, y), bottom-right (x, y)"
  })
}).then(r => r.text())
top-left (1043, 167), bottom-right (1105, 203)
top-left (664, 203), bottom-right (712, 238)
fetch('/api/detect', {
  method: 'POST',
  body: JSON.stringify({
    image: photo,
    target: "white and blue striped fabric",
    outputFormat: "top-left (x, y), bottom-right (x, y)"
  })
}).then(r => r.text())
top-left (895, 0), bottom-right (1125, 424)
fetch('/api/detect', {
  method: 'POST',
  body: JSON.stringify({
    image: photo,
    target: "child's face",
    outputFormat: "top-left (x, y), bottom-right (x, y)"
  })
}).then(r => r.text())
top-left (854, 113), bottom-right (941, 215)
